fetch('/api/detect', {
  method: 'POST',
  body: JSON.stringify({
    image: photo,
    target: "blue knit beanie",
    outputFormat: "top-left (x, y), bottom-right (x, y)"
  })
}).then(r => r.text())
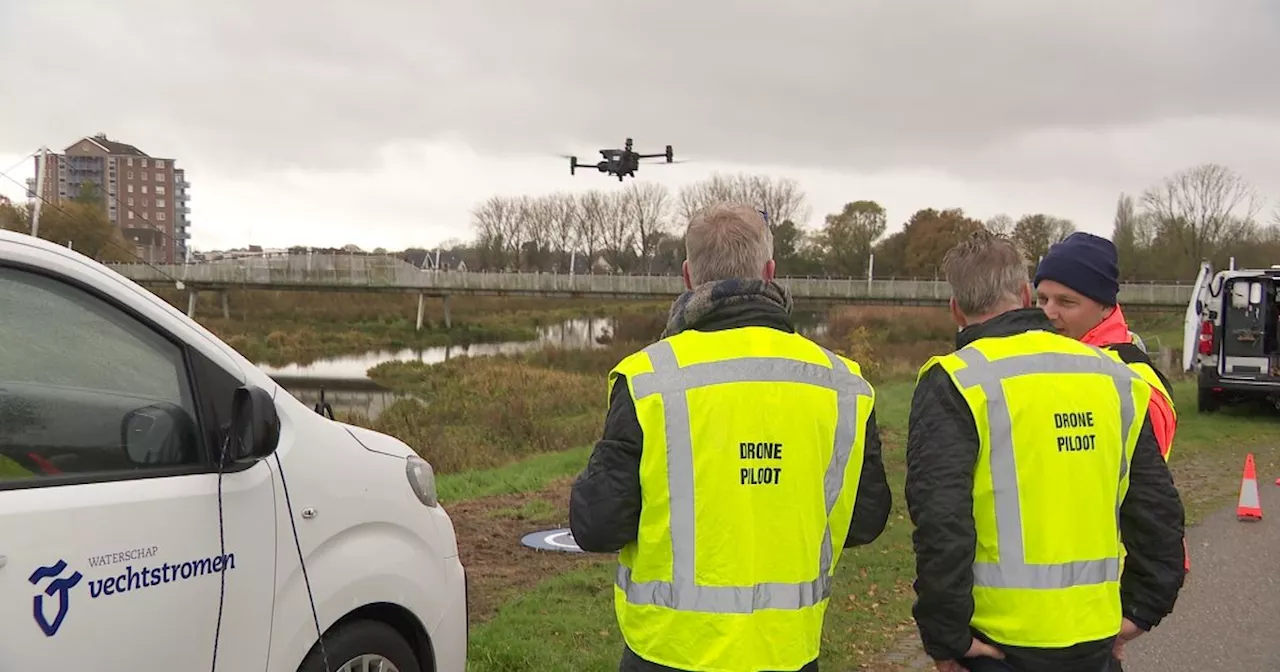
top-left (1033, 232), bottom-right (1119, 306)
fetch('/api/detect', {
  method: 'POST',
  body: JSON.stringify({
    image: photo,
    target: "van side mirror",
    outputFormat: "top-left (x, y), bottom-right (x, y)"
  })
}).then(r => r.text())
top-left (122, 402), bottom-right (199, 466)
top-left (224, 385), bottom-right (280, 465)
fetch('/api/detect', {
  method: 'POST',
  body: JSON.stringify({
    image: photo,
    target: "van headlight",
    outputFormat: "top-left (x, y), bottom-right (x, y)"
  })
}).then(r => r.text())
top-left (405, 456), bottom-right (438, 507)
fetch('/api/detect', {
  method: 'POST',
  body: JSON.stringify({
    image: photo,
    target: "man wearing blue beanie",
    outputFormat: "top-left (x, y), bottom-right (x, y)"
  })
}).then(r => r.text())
top-left (1033, 232), bottom-right (1123, 340)
top-left (1033, 233), bottom-right (1176, 461)
top-left (1034, 231), bottom-right (1187, 670)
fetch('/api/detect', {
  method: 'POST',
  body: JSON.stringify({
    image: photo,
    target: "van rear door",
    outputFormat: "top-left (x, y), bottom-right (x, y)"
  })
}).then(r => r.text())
top-left (1219, 274), bottom-right (1275, 379)
top-left (1183, 261), bottom-right (1214, 372)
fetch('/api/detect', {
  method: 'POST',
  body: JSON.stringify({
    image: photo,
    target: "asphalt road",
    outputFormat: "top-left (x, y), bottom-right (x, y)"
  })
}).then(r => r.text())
top-left (1123, 474), bottom-right (1280, 672)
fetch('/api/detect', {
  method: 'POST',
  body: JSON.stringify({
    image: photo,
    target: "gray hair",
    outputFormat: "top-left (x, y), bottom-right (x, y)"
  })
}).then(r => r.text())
top-left (942, 230), bottom-right (1030, 316)
top-left (684, 202), bottom-right (773, 286)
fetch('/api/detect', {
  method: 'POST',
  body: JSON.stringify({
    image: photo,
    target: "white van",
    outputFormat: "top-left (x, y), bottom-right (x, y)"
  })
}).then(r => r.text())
top-left (1183, 260), bottom-right (1280, 412)
top-left (0, 230), bottom-right (467, 671)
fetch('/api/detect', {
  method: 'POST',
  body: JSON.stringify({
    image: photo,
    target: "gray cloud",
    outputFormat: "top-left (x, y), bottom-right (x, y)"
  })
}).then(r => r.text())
top-left (3, 0), bottom-right (1277, 184)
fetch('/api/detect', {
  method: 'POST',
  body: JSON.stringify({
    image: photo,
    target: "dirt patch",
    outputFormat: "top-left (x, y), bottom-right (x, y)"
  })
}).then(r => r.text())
top-left (448, 476), bottom-right (613, 624)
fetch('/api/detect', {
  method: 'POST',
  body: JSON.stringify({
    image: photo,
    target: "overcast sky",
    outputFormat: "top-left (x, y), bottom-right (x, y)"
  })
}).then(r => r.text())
top-left (2, 0), bottom-right (1278, 252)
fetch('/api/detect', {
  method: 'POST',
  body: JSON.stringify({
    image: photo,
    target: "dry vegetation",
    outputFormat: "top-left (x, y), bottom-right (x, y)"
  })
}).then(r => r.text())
top-left (151, 288), bottom-right (668, 365)
top-left (340, 305), bottom-right (1017, 473)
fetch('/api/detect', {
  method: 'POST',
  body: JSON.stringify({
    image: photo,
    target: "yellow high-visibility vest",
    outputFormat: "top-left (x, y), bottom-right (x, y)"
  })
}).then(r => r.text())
top-left (918, 329), bottom-right (1152, 649)
top-left (1100, 349), bottom-right (1177, 461)
top-left (609, 325), bottom-right (875, 671)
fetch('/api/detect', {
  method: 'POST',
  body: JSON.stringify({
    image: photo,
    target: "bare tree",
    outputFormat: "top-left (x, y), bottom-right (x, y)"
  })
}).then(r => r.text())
top-left (1140, 163), bottom-right (1263, 264)
top-left (985, 214), bottom-right (1014, 236)
top-left (546, 193), bottom-right (580, 272)
top-left (597, 192), bottom-right (637, 272)
top-left (620, 182), bottom-right (672, 272)
top-left (748, 174), bottom-right (810, 231)
top-left (1012, 214), bottom-right (1076, 263)
top-left (676, 173), bottom-right (809, 229)
top-left (472, 195), bottom-right (522, 270)
top-left (519, 195), bottom-right (556, 271)
top-left (575, 190), bottom-right (609, 270)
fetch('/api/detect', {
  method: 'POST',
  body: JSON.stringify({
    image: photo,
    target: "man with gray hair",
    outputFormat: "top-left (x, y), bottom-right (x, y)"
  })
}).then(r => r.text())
top-left (569, 202), bottom-right (892, 671)
top-left (903, 231), bottom-right (1185, 672)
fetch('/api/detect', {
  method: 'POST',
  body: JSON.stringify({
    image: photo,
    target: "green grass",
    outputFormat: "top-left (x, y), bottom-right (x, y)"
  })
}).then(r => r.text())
top-left (437, 446), bottom-right (592, 503)
top-left (459, 378), bottom-right (1280, 671)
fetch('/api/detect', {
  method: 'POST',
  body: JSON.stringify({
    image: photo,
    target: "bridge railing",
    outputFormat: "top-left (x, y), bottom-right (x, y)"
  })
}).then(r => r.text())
top-left (106, 257), bottom-right (1194, 306)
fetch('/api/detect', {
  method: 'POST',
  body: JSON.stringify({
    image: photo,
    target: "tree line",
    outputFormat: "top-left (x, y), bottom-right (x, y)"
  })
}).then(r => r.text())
top-left (0, 183), bottom-right (135, 262)
top-left (461, 163), bottom-right (1280, 282)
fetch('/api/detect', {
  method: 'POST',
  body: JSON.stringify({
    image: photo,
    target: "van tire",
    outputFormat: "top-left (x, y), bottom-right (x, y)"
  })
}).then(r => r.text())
top-left (298, 619), bottom-right (420, 672)
top-left (1198, 387), bottom-right (1220, 413)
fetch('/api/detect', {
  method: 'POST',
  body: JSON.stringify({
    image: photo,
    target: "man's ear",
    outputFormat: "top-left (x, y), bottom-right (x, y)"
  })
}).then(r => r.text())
top-left (681, 260), bottom-right (693, 291)
top-left (763, 259), bottom-right (776, 282)
top-left (1019, 282), bottom-right (1032, 308)
top-left (949, 297), bottom-right (967, 330)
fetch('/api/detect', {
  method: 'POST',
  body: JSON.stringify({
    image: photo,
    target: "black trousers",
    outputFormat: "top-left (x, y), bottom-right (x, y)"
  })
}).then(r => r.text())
top-left (620, 645), bottom-right (818, 671)
top-left (961, 656), bottom-right (1114, 672)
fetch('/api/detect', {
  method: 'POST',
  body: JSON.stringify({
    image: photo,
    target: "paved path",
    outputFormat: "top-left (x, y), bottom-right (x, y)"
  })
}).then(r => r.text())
top-left (1123, 477), bottom-right (1280, 671)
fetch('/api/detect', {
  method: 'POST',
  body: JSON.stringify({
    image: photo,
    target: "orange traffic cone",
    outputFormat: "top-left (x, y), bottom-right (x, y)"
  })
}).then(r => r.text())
top-left (1237, 453), bottom-right (1263, 521)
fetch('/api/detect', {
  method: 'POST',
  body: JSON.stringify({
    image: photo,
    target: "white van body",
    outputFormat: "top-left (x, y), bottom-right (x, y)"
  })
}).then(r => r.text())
top-left (1183, 260), bottom-right (1280, 412)
top-left (0, 230), bottom-right (467, 671)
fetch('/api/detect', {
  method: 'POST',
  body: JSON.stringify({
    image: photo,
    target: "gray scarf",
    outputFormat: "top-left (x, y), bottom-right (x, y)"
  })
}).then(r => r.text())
top-left (661, 278), bottom-right (793, 338)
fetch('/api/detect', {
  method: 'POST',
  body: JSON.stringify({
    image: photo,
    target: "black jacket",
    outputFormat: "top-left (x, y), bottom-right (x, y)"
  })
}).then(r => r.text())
top-left (904, 308), bottom-right (1186, 671)
top-left (568, 297), bottom-right (893, 672)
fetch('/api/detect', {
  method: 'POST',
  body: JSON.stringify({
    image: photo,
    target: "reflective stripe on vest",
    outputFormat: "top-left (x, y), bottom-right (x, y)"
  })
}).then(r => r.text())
top-left (1129, 360), bottom-right (1176, 419)
top-left (950, 346), bottom-right (1141, 591)
top-left (616, 339), bottom-right (872, 614)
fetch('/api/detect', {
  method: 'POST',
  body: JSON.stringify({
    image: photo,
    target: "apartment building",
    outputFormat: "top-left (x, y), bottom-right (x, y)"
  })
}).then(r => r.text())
top-left (26, 134), bottom-right (191, 263)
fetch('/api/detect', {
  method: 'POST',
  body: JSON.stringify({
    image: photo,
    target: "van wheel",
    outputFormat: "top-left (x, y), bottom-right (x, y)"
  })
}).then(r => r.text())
top-left (298, 620), bottom-right (420, 672)
top-left (1198, 387), bottom-right (1220, 413)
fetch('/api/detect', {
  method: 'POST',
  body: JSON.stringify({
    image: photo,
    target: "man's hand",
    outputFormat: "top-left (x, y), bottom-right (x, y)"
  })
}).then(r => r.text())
top-left (934, 638), bottom-right (1005, 671)
top-left (1111, 618), bottom-right (1145, 661)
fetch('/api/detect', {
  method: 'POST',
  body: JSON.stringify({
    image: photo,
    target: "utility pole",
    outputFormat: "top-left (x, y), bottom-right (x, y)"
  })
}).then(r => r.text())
top-left (31, 147), bottom-right (48, 237)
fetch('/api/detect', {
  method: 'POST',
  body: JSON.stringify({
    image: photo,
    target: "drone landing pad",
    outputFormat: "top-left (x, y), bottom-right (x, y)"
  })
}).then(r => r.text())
top-left (520, 528), bottom-right (584, 553)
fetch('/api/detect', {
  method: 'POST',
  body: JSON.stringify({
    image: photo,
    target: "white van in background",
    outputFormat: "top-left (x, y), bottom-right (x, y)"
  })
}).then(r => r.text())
top-left (1183, 260), bottom-right (1280, 412)
top-left (0, 230), bottom-right (467, 671)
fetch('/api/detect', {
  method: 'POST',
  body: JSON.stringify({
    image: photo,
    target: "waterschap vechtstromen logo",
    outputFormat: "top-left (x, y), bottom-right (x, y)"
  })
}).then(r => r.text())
top-left (29, 559), bottom-right (83, 637)
top-left (28, 550), bottom-right (236, 636)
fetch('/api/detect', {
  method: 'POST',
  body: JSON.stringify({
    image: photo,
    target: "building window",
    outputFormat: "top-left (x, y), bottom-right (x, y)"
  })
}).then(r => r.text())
top-left (127, 197), bottom-right (134, 206)
top-left (127, 158), bottom-right (134, 166)
top-left (142, 172), bottom-right (148, 180)
top-left (157, 212), bottom-right (166, 221)
top-left (128, 171), bottom-right (133, 179)
top-left (155, 199), bottom-right (165, 208)
top-left (155, 172), bottom-right (163, 182)
top-left (141, 159), bottom-right (147, 168)
top-left (128, 211), bottom-right (134, 220)
top-left (142, 186), bottom-right (148, 194)
top-left (127, 185), bottom-right (134, 193)
top-left (155, 186), bottom-right (165, 195)
top-left (154, 160), bottom-right (164, 169)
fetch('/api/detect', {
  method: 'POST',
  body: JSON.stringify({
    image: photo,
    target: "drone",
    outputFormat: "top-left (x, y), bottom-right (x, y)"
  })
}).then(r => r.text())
top-left (567, 137), bottom-right (679, 181)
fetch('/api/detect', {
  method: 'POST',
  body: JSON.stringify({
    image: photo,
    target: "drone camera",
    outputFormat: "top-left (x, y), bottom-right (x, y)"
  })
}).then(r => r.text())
top-left (665, 145), bottom-right (673, 163)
